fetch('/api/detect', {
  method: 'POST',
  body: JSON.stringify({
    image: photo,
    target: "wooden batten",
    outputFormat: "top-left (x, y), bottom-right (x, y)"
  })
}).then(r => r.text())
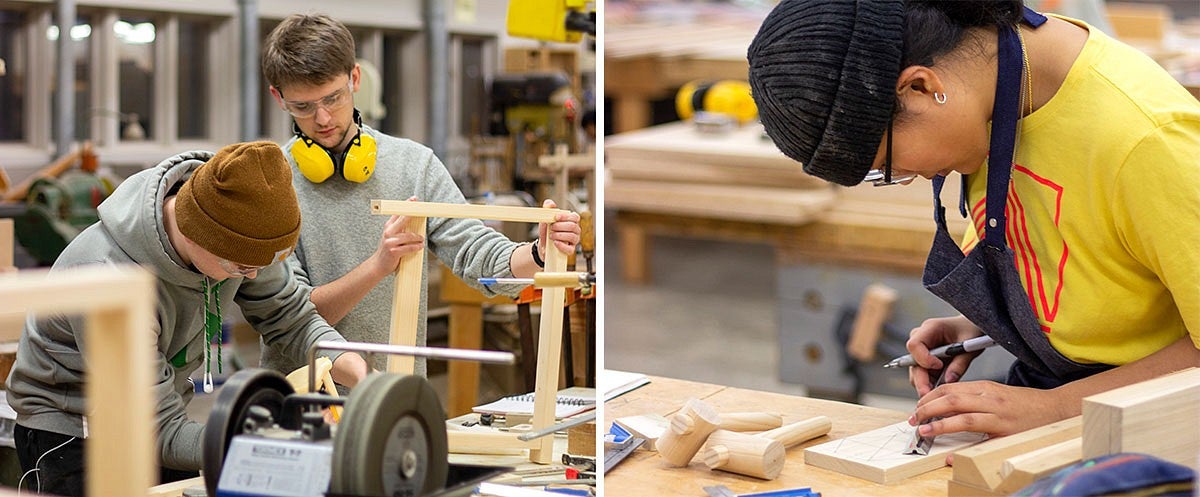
top-left (952, 416), bottom-right (1081, 490)
top-left (995, 437), bottom-right (1082, 494)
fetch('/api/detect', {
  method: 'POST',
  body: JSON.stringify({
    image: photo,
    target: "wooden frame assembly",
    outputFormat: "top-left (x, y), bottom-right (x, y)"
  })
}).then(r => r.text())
top-left (0, 266), bottom-right (156, 496)
top-left (371, 199), bottom-right (570, 464)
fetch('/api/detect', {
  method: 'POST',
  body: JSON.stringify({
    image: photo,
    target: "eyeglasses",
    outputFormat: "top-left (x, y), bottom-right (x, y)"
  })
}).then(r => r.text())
top-left (279, 81), bottom-right (353, 119)
top-left (216, 257), bottom-right (265, 277)
top-left (863, 118), bottom-right (917, 187)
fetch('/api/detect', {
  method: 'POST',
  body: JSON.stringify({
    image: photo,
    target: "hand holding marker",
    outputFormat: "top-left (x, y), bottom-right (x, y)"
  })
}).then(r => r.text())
top-left (882, 335), bottom-right (996, 369)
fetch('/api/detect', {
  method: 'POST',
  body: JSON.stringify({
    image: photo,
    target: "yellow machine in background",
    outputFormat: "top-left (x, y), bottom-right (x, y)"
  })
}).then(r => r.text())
top-left (676, 80), bottom-right (759, 126)
top-left (506, 0), bottom-right (595, 43)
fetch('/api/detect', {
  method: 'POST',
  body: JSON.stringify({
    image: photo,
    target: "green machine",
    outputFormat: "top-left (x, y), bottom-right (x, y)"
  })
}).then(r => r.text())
top-left (15, 171), bottom-right (114, 265)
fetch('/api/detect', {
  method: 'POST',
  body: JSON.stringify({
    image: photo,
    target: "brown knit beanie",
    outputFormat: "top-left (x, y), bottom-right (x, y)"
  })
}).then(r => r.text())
top-left (175, 141), bottom-right (301, 267)
top-left (748, 0), bottom-right (905, 186)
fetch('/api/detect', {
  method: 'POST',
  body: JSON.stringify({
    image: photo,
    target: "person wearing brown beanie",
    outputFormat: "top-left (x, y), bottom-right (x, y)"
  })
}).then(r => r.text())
top-left (749, 0), bottom-right (1200, 443)
top-left (259, 14), bottom-right (582, 377)
top-left (6, 141), bottom-right (369, 496)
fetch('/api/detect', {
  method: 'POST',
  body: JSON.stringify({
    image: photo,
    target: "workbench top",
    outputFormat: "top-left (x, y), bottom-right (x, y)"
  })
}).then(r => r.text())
top-left (604, 375), bottom-right (951, 497)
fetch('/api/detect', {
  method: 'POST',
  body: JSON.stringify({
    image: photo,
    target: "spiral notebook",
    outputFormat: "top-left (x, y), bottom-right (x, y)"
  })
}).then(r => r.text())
top-left (472, 387), bottom-right (596, 418)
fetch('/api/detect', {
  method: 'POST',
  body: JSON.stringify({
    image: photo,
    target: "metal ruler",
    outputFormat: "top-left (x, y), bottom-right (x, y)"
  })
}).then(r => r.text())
top-left (602, 436), bottom-right (645, 474)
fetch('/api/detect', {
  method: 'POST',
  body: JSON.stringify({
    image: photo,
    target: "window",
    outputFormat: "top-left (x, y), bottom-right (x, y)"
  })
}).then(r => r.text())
top-left (0, 10), bottom-right (26, 141)
top-left (177, 18), bottom-right (210, 139)
top-left (381, 32), bottom-right (410, 137)
top-left (458, 37), bottom-right (488, 136)
top-left (116, 16), bottom-right (155, 141)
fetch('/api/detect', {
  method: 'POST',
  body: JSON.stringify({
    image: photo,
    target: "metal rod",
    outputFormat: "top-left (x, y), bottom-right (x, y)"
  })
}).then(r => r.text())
top-left (306, 340), bottom-right (515, 393)
top-left (517, 411), bottom-right (596, 441)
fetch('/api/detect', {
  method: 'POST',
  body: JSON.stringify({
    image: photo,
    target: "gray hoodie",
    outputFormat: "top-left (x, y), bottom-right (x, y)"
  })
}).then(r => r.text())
top-left (6, 150), bottom-right (347, 471)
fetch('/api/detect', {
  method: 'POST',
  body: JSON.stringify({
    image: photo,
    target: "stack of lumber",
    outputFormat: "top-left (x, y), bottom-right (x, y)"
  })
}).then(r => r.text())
top-left (606, 121), bottom-right (835, 225)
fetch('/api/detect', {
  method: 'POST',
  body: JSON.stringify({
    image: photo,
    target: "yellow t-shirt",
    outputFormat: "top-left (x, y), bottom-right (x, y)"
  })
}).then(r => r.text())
top-left (959, 18), bottom-right (1200, 366)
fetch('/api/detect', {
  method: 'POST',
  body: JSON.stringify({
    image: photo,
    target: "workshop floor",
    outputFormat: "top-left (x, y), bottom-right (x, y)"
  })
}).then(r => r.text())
top-left (602, 210), bottom-right (916, 413)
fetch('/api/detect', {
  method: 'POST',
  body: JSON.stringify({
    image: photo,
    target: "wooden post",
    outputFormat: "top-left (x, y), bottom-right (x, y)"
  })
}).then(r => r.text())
top-left (528, 242), bottom-right (568, 463)
top-left (387, 216), bottom-right (426, 374)
top-left (657, 398), bottom-right (721, 467)
top-left (0, 218), bottom-right (13, 269)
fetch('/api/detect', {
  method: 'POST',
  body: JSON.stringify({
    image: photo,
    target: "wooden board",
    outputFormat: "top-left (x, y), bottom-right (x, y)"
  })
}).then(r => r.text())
top-left (803, 421), bottom-right (988, 485)
top-left (1082, 367), bottom-right (1200, 468)
top-left (951, 415), bottom-right (1082, 490)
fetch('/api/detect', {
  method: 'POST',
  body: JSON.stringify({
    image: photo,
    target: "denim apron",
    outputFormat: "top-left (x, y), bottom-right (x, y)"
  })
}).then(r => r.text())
top-left (922, 9), bottom-right (1113, 389)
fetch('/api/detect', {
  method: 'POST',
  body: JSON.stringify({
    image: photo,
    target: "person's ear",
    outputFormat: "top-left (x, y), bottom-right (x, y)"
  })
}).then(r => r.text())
top-left (350, 64), bottom-right (362, 93)
top-left (269, 86), bottom-right (286, 108)
top-left (896, 66), bottom-right (946, 111)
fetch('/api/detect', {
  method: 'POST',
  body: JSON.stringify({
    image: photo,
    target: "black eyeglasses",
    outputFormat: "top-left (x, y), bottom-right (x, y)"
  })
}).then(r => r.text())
top-left (863, 118), bottom-right (916, 187)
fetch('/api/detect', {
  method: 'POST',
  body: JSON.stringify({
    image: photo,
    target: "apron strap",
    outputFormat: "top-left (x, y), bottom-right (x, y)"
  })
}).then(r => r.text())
top-left (982, 24), bottom-right (1025, 248)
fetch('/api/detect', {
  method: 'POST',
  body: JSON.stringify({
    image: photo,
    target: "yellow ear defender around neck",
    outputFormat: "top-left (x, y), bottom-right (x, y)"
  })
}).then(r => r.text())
top-left (291, 109), bottom-right (377, 183)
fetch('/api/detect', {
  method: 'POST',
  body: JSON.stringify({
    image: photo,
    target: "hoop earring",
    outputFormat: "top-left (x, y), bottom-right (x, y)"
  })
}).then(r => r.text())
top-left (934, 92), bottom-right (948, 105)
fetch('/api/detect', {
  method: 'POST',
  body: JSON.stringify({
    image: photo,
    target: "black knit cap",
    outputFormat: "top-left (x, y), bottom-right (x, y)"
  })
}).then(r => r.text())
top-left (748, 0), bottom-right (905, 186)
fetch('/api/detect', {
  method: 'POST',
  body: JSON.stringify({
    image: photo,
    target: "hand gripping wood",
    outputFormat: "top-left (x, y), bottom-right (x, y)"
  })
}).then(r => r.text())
top-left (702, 416), bottom-right (833, 479)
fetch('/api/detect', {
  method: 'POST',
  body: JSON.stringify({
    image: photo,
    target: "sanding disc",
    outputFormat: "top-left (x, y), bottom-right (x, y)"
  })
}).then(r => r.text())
top-left (330, 373), bottom-right (449, 497)
top-left (202, 369), bottom-right (294, 497)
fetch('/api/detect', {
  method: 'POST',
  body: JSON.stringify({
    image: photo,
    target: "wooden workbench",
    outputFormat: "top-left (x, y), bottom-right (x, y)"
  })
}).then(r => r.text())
top-left (604, 376), bottom-right (951, 497)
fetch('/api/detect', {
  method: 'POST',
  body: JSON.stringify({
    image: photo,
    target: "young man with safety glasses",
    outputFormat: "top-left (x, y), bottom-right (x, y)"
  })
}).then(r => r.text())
top-left (6, 141), bottom-right (370, 496)
top-left (259, 14), bottom-right (582, 376)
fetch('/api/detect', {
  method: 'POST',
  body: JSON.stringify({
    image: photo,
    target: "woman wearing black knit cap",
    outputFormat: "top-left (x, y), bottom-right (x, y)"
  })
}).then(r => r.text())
top-left (749, 1), bottom-right (1200, 440)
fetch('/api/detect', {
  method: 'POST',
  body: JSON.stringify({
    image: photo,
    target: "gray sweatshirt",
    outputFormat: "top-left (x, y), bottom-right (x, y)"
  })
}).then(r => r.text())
top-left (260, 125), bottom-right (522, 376)
top-left (5, 150), bottom-right (347, 471)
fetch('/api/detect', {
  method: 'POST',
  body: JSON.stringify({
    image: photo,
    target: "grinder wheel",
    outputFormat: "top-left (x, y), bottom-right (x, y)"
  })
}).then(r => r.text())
top-left (331, 373), bottom-right (449, 497)
top-left (202, 369), bottom-right (294, 497)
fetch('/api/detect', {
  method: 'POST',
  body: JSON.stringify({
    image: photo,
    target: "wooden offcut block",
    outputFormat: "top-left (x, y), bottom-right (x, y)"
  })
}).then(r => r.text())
top-left (952, 415), bottom-right (1082, 490)
top-left (613, 414), bottom-right (668, 451)
top-left (568, 421), bottom-right (596, 457)
top-left (803, 421), bottom-right (987, 484)
top-left (1082, 367), bottom-right (1200, 468)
